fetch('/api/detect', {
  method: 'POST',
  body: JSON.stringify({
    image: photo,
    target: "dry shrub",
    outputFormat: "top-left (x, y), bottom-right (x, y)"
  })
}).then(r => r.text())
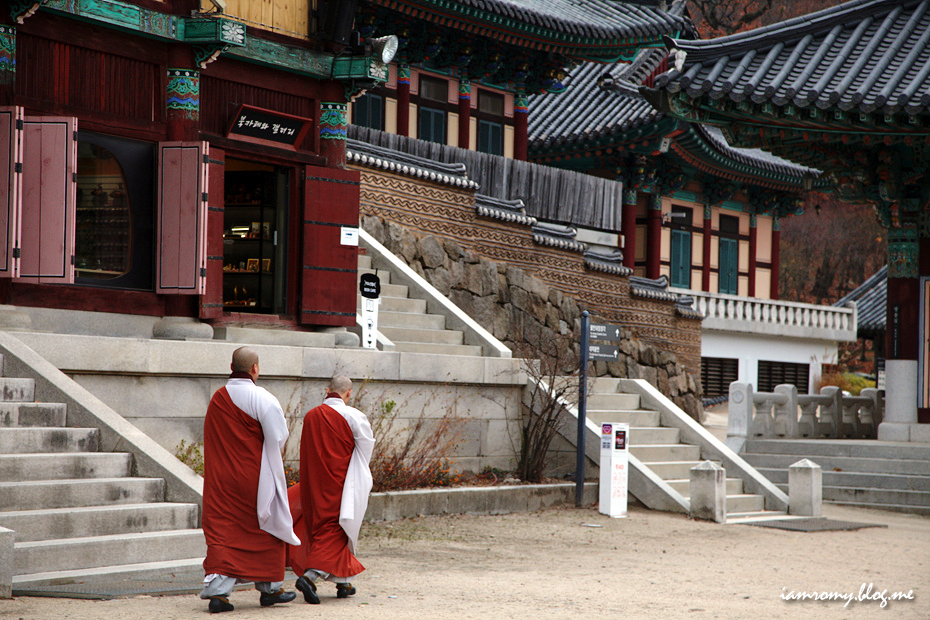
top-left (358, 388), bottom-right (467, 492)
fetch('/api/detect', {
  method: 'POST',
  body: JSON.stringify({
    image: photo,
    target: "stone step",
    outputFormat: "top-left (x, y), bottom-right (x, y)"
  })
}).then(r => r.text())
top-left (357, 254), bottom-right (372, 270)
top-left (0, 402), bottom-right (68, 427)
top-left (743, 453), bottom-right (930, 476)
top-left (379, 326), bottom-right (464, 345)
top-left (591, 377), bottom-right (623, 393)
top-left (374, 282), bottom-right (409, 298)
top-left (646, 461), bottom-right (703, 480)
top-left (666, 477), bottom-right (745, 496)
top-left (0, 378), bottom-right (35, 403)
top-left (0, 478), bottom-right (166, 511)
top-left (823, 500), bottom-right (930, 516)
top-left (725, 511), bottom-right (791, 524)
top-left (586, 409), bottom-right (660, 427)
top-left (369, 296), bottom-right (427, 314)
top-left (721, 493), bottom-right (766, 514)
top-left (0, 427), bottom-right (99, 454)
top-left (0, 503), bottom-right (200, 542)
top-left (756, 467), bottom-right (930, 491)
top-left (630, 444), bottom-right (702, 462)
top-left (627, 426), bottom-right (680, 445)
top-left (13, 557), bottom-right (206, 591)
top-left (587, 393), bottom-right (641, 411)
top-left (0, 453), bottom-right (132, 481)
top-left (768, 481), bottom-right (930, 508)
top-left (744, 439), bottom-right (930, 461)
top-left (390, 342), bottom-right (485, 356)
top-left (357, 266), bottom-right (392, 284)
top-left (378, 310), bottom-right (446, 330)
top-left (14, 529), bottom-right (206, 576)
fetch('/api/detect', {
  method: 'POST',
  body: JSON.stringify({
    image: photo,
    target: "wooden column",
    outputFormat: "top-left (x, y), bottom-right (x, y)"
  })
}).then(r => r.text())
top-left (458, 78), bottom-right (471, 149)
top-left (702, 205), bottom-right (712, 292)
top-left (621, 189), bottom-right (637, 270)
top-left (646, 195), bottom-right (662, 280)
top-left (748, 213), bottom-right (757, 297)
top-left (514, 89), bottom-right (528, 161)
top-left (396, 64), bottom-right (410, 137)
top-left (320, 102), bottom-right (348, 168)
top-left (770, 216), bottom-right (780, 299)
top-left (0, 25), bottom-right (14, 106)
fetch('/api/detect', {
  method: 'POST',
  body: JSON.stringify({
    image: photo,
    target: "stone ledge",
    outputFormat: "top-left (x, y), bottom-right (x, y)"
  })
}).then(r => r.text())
top-left (366, 482), bottom-right (598, 521)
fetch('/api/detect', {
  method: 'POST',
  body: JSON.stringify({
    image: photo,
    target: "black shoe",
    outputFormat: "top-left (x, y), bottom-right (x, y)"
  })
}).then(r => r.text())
top-left (208, 596), bottom-right (234, 613)
top-left (295, 576), bottom-right (321, 604)
top-left (336, 583), bottom-right (357, 599)
top-left (259, 588), bottom-right (297, 607)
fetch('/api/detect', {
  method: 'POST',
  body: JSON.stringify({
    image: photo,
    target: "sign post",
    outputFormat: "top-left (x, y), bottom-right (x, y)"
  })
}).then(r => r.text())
top-left (577, 317), bottom-right (623, 508)
top-left (599, 422), bottom-right (629, 518)
top-left (359, 272), bottom-right (381, 349)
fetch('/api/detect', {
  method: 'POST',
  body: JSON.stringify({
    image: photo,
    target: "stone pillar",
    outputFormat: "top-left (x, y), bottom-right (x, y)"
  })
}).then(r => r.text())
top-left (788, 459), bottom-right (822, 516)
top-left (646, 195), bottom-right (662, 280)
top-left (396, 63), bottom-right (410, 137)
top-left (726, 381), bottom-right (752, 454)
top-left (0, 25), bottom-right (14, 106)
top-left (702, 205), bottom-right (712, 292)
top-left (689, 461), bottom-right (726, 523)
top-left (457, 78), bottom-right (471, 149)
top-left (879, 229), bottom-right (919, 441)
top-left (770, 216), bottom-right (780, 299)
top-left (621, 190), bottom-right (637, 270)
top-left (0, 526), bottom-right (11, 599)
top-left (513, 89), bottom-right (528, 161)
top-left (748, 213), bottom-right (757, 297)
top-left (320, 102), bottom-right (348, 168)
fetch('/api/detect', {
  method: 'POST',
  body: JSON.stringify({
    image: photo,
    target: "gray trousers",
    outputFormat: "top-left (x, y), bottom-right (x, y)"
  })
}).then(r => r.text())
top-left (200, 574), bottom-right (283, 599)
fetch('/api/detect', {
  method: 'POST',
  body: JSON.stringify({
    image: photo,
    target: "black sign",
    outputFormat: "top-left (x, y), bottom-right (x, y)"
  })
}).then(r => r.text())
top-left (589, 322), bottom-right (622, 342)
top-left (588, 343), bottom-right (619, 361)
top-left (359, 273), bottom-right (381, 299)
top-left (227, 105), bottom-right (310, 146)
top-left (891, 304), bottom-right (900, 358)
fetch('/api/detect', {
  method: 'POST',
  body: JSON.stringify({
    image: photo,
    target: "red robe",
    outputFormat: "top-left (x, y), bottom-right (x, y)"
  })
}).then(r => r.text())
top-left (202, 387), bottom-right (285, 582)
top-left (289, 400), bottom-right (364, 578)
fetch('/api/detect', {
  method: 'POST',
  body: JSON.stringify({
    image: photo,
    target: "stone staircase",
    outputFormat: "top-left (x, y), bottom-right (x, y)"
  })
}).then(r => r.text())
top-left (742, 439), bottom-right (930, 515)
top-left (587, 377), bottom-right (786, 521)
top-left (0, 356), bottom-right (205, 591)
top-left (357, 252), bottom-right (484, 356)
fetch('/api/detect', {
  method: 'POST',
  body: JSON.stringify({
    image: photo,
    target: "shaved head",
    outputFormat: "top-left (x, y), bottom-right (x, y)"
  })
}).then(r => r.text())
top-left (329, 375), bottom-right (353, 396)
top-left (231, 346), bottom-right (259, 373)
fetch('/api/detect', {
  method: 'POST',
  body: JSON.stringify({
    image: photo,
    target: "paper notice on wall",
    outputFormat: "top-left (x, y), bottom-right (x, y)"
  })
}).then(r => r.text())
top-left (341, 227), bottom-right (359, 246)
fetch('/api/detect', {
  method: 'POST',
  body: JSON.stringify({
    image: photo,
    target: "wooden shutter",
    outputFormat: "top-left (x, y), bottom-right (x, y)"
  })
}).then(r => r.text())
top-left (201, 148), bottom-right (225, 318)
top-left (20, 116), bottom-right (77, 283)
top-left (157, 141), bottom-right (208, 294)
top-left (301, 165), bottom-right (360, 326)
top-left (0, 107), bottom-right (22, 278)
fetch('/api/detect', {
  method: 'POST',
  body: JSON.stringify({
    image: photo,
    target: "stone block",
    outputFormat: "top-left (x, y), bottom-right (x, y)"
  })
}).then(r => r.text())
top-left (789, 458), bottom-right (822, 516)
top-left (418, 235), bottom-right (447, 269)
top-left (0, 526), bottom-right (12, 599)
top-left (690, 461), bottom-right (726, 523)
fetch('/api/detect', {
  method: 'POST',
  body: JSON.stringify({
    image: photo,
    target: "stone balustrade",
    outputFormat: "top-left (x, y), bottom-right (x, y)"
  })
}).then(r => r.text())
top-left (687, 291), bottom-right (857, 341)
top-left (726, 382), bottom-right (884, 451)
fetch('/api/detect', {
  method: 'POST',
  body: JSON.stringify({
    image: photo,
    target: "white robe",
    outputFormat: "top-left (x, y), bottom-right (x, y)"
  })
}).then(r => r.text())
top-left (226, 378), bottom-right (300, 546)
top-left (321, 396), bottom-right (375, 554)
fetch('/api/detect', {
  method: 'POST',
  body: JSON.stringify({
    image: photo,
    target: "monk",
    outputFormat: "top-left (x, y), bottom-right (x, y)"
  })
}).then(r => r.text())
top-left (290, 376), bottom-right (374, 604)
top-left (199, 347), bottom-right (300, 613)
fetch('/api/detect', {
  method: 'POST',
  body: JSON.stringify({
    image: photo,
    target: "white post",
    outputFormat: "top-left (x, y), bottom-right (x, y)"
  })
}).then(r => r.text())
top-left (788, 459), bottom-right (822, 517)
top-left (690, 461), bottom-right (726, 523)
top-left (0, 526), bottom-right (12, 599)
top-left (726, 382), bottom-right (752, 454)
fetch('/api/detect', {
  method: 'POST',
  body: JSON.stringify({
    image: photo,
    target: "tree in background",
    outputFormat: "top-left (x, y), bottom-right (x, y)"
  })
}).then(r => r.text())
top-left (686, 0), bottom-right (848, 38)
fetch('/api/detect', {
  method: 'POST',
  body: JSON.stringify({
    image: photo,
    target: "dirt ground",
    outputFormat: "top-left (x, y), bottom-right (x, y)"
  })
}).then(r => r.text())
top-left (1, 502), bottom-right (927, 620)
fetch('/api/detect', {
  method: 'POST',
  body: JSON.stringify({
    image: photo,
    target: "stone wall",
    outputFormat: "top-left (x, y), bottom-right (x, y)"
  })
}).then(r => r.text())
top-left (352, 165), bottom-right (703, 379)
top-left (362, 214), bottom-right (704, 420)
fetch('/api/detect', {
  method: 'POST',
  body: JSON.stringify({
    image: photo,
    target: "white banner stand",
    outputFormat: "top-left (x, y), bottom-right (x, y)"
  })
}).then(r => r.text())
top-left (599, 422), bottom-right (629, 518)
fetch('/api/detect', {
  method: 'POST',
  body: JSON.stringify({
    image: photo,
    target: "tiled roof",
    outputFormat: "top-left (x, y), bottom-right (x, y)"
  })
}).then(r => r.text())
top-left (653, 0), bottom-right (930, 115)
top-left (528, 62), bottom-right (664, 151)
top-left (364, 0), bottom-right (692, 57)
top-left (835, 266), bottom-right (886, 335)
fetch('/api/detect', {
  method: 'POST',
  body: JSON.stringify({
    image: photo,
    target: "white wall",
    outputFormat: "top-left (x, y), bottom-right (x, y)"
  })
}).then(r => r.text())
top-left (702, 330), bottom-right (839, 394)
